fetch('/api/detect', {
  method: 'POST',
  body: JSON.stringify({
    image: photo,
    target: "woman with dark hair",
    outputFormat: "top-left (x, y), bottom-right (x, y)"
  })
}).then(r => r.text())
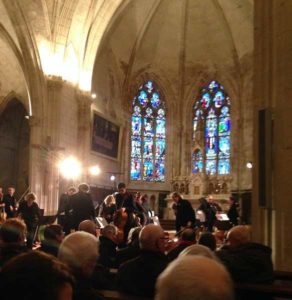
top-left (0, 251), bottom-right (75, 300)
top-left (17, 192), bottom-right (40, 248)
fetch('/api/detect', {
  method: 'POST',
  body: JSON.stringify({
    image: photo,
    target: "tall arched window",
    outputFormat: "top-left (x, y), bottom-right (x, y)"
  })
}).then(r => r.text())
top-left (192, 80), bottom-right (231, 175)
top-left (130, 81), bottom-right (166, 182)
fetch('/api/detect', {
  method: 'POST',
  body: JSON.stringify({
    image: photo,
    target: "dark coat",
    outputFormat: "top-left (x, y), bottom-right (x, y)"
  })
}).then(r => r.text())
top-left (117, 251), bottom-right (168, 297)
top-left (115, 192), bottom-right (136, 212)
top-left (17, 201), bottom-right (40, 230)
top-left (73, 275), bottom-right (104, 300)
top-left (173, 199), bottom-right (196, 231)
top-left (67, 191), bottom-right (95, 230)
top-left (116, 240), bottom-right (140, 267)
top-left (2, 194), bottom-right (17, 218)
top-left (167, 240), bottom-right (194, 261)
top-left (98, 236), bottom-right (117, 268)
top-left (227, 203), bottom-right (239, 226)
top-left (216, 242), bottom-right (274, 283)
top-left (0, 244), bottom-right (29, 268)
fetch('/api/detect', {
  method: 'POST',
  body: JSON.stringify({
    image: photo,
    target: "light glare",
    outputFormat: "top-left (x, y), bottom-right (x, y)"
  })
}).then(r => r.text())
top-left (89, 165), bottom-right (101, 176)
top-left (59, 156), bottom-right (82, 179)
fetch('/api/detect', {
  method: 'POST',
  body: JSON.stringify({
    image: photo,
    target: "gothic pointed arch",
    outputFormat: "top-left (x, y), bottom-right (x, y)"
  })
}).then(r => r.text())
top-left (130, 80), bottom-right (166, 182)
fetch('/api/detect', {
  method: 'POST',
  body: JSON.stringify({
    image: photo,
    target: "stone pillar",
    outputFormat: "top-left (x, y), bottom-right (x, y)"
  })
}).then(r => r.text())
top-left (253, 0), bottom-right (292, 271)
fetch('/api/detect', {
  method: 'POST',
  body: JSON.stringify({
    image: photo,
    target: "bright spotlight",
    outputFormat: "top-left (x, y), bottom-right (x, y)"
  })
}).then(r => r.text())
top-left (89, 165), bottom-right (101, 176)
top-left (59, 156), bottom-right (82, 179)
top-left (91, 93), bottom-right (97, 99)
top-left (110, 175), bottom-right (116, 181)
top-left (246, 161), bottom-right (253, 169)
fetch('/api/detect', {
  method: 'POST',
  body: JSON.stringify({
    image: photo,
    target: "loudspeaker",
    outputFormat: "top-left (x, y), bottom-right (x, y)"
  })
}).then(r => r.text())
top-left (258, 109), bottom-right (272, 208)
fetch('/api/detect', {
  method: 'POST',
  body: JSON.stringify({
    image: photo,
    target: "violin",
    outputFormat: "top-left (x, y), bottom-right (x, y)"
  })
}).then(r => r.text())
top-left (113, 208), bottom-right (128, 245)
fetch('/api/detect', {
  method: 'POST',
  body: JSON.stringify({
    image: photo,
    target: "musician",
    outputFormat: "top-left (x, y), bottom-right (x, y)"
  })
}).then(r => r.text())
top-left (98, 194), bottom-right (117, 224)
top-left (115, 182), bottom-right (136, 213)
top-left (2, 187), bottom-right (17, 218)
top-left (207, 195), bottom-right (222, 232)
top-left (171, 192), bottom-right (196, 232)
top-left (17, 192), bottom-right (41, 248)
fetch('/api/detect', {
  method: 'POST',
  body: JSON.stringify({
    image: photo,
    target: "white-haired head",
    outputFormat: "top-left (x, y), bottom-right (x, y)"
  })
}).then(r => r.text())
top-left (58, 231), bottom-right (98, 277)
top-left (139, 224), bottom-right (165, 253)
top-left (155, 256), bottom-right (234, 300)
top-left (179, 244), bottom-right (217, 260)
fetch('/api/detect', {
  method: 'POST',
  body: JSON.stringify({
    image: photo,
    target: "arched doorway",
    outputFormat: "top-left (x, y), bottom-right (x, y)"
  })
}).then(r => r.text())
top-left (0, 99), bottom-right (30, 198)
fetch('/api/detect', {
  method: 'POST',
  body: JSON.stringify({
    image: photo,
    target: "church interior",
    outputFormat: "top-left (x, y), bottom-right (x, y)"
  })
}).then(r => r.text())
top-left (0, 0), bottom-right (291, 276)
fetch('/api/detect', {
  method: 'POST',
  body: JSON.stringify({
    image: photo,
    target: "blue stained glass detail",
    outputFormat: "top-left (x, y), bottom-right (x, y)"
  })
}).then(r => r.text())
top-left (158, 109), bottom-right (165, 118)
top-left (192, 150), bottom-right (203, 174)
top-left (154, 159), bottom-right (165, 181)
top-left (131, 137), bottom-right (141, 158)
top-left (155, 138), bottom-right (165, 158)
top-left (193, 119), bottom-right (198, 133)
top-left (146, 107), bottom-right (153, 117)
top-left (219, 136), bottom-right (230, 156)
top-left (205, 117), bottom-right (217, 138)
top-left (206, 160), bottom-right (217, 175)
top-left (214, 91), bottom-right (225, 108)
top-left (143, 159), bottom-right (154, 181)
top-left (218, 159), bottom-right (230, 175)
top-left (196, 110), bottom-right (203, 118)
top-left (201, 93), bottom-right (211, 109)
top-left (151, 93), bottom-right (160, 108)
top-left (131, 116), bottom-right (142, 136)
top-left (133, 106), bottom-right (141, 116)
top-left (156, 119), bottom-right (166, 138)
top-left (143, 137), bottom-right (153, 159)
top-left (219, 116), bottom-right (230, 136)
top-left (131, 158), bottom-right (141, 180)
top-left (145, 81), bottom-right (153, 93)
top-left (221, 106), bottom-right (229, 116)
top-left (138, 90), bottom-right (148, 106)
top-left (208, 81), bottom-right (219, 92)
top-left (131, 80), bottom-right (165, 182)
top-left (144, 117), bottom-right (154, 137)
top-left (206, 138), bottom-right (217, 159)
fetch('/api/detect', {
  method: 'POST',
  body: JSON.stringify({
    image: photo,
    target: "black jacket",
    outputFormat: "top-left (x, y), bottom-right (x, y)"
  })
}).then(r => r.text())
top-left (98, 236), bottom-right (117, 268)
top-left (173, 199), bottom-right (196, 231)
top-left (115, 192), bottom-right (136, 212)
top-left (216, 242), bottom-right (274, 283)
top-left (117, 251), bottom-right (168, 297)
top-left (67, 191), bottom-right (95, 230)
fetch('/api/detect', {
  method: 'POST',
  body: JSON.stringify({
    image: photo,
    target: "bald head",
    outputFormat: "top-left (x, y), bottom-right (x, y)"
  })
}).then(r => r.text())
top-left (227, 225), bottom-right (251, 248)
top-left (155, 256), bottom-right (234, 300)
top-left (78, 220), bottom-right (96, 236)
top-left (139, 224), bottom-right (165, 253)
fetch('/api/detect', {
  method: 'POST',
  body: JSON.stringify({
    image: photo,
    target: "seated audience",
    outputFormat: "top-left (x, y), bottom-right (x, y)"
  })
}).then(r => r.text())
top-left (0, 251), bottom-right (74, 300)
top-left (216, 225), bottom-right (274, 283)
top-left (98, 224), bottom-right (118, 268)
top-left (167, 228), bottom-right (196, 261)
top-left (39, 224), bottom-right (64, 257)
top-left (198, 232), bottom-right (217, 251)
top-left (117, 224), bottom-right (168, 297)
top-left (0, 218), bottom-right (28, 267)
top-left (58, 231), bottom-right (104, 300)
top-left (179, 244), bottom-right (217, 260)
top-left (155, 256), bottom-right (234, 300)
top-left (78, 219), bottom-right (98, 237)
top-left (116, 227), bottom-right (141, 266)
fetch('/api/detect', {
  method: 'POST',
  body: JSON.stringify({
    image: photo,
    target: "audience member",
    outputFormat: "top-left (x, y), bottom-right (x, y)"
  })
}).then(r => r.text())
top-left (216, 225), bottom-right (274, 283)
top-left (117, 224), bottom-right (168, 297)
top-left (179, 244), bottom-right (217, 260)
top-left (0, 251), bottom-right (74, 300)
top-left (17, 192), bottom-right (41, 248)
top-left (2, 187), bottom-right (17, 218)
top-left (39, 224), bottom-right (64, 257)
top-left (116, 227), bottom-right (141, 266)
top-left (0, 218), bottom-right (28, 267)
top-left (58, 231), bottom-right (104, 300)
top-left (66, 183), bottom-right (95, 231)
top-left (167, 228), bottom-right (196, 261)
top-left (155, 256), bottom-right (234, 300)
top-left (98, 224), bottom-right (118, 268)
top-left (198, 232), bottom-right (217, 251)
top-left (98, 194), bottom-right (117, 223)
top-left (78, 219), bottom-right (98, 236)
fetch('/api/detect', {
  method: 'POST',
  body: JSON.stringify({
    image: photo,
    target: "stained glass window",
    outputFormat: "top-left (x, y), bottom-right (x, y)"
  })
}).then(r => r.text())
top-left (131, 81), bottom-right (166, 182)
top-left (192, 80), bottom-right (231, 175)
